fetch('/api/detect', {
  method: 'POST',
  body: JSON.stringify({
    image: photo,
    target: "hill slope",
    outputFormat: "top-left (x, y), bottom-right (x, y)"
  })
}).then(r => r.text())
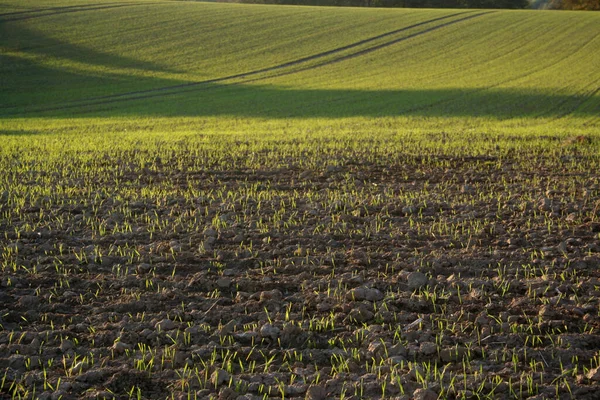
top-left (1, 0), bottom-right (599, 127)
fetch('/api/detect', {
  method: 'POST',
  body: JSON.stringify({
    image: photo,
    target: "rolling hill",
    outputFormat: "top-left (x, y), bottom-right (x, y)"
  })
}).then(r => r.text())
top-left (1, 0), bottom-right (599, 129)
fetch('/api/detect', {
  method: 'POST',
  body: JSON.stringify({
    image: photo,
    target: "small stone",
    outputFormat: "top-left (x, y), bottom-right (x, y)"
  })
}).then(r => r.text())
top-left (413, 388), bottom-right (438, 400)
top-left (368, 341), bottom-right (386, 358)
top-left (233, 331), bottom-right (258, 345)
top-left (409, 364), bottom-right (425, 381)
top-left (62, 291), bottom-right (77, 298)
top-left (219, 320), bottom-right (237, 336)
top-left (259, 289), bottom-right (283, 301)
top-left (202, 237), bottom-right (216, 252)
top-left (538, 198), bottom-right (552, 212)
top-left (60, 339), bottom-right (74, 353)
top-left (348, 303), bottom-right (374, 323)
top-left (75, 369), bottom-right (110, 384)
top-left (305, 385), bottom-right (327, 400)
top-left (111, 341), bottom-right (131, 355)
top-left (136, 263), bottom-right (152, 274)
top-left (217, 277), bottom-right (232, 289)
top-left (217, 387), bottom-right (237, 400)
top-left (233, 234), bottom-right (246, 243)
top-left (389, 356), bottom-right (406, 365)
top-left (507, 237), bottom-right (523, 246)
top-left (259, 323), bottom-right (280, 340)
top-left (325, 165), bottom-right (341, 174)
top-left (346, 286), bottom-right (383, 302)
top-left (169, 240), bottom-right (181, 252)
top-left (284, 384), bottom-right (307, 396)
top-left (8, 354), bottom-right (26, 369)
top-left (204, 228), bottom-right (218, 238)
top-left (280, 323), bottom-right (305, 347)
top-left (51, 390), bottom-right (68, 400)
top-left (407, 271), bottom-right (428, 290)
top-left (155, 319), bottom-right (176, 331)
top-left (389, 343), bottom-right (407, 357)
top-left (18, 295), bottom-right (40, 308)
top-left (420, 341), bottom-right (437, 356)
top-left (211, 369), bottom-right (230, 386)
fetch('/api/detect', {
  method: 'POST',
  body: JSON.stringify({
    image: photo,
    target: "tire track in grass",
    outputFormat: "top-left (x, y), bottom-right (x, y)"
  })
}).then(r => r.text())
top-left (507, 29), bottom-right (600, 122)
top-left (399, 23), bottom-right (600, 119)
top-left (237, 10), bottom-right (490, 92)
top-left (4, 11), bottom-right (489, 115)
top-left (0, 2), bottom-right (149, 22)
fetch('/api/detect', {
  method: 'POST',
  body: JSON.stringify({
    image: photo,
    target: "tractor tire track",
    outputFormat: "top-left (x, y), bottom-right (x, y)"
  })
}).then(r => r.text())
top-left (399, 25), bottom-right (600, 119)
top-left (4, 11), bottom-right (490, 116)
top-left (0, 2), bottom-right (148, 23)
top-left (247, 11), bottom-right (491, 84)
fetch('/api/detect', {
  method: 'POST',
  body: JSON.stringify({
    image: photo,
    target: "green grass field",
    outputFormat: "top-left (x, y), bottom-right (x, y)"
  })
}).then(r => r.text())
top-left (2, 0), bottom-right (599, 136)
top-left (2, 2), bottom-right (600, 399)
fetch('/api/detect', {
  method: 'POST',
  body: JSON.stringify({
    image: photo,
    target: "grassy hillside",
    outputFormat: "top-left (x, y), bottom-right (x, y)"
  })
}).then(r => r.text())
top-left (1, 0), bottom-right (599, 131)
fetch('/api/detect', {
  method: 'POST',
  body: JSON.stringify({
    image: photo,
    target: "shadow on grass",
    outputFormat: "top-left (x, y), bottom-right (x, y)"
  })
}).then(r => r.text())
top-left (1, 19), bottom-right (598, 122)
top-left (32, 82), bottom-right (598, 120)
top-left (3, 79), bottom-right (599, 121)
top-left (0, 20), bottom-right (179, 99)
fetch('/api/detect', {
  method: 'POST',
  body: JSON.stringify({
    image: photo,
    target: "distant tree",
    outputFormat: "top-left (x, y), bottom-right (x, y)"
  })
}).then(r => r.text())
top-left (559, 0), bottom-right (600, 9)
top-left (530, 0), bottom-right (599, 8)
top-left (225, 0), bottom-right (530, 7)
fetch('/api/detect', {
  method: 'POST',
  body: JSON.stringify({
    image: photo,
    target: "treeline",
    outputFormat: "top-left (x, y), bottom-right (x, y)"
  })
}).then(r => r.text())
top-left (229, 0), bottom-right (530, 9)
top-left (533, 0), bottom-right (600, 9)
top-left (224, 0), bottom-right (599, 9)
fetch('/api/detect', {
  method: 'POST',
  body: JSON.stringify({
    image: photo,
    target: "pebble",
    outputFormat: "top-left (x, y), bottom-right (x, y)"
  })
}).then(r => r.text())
top-left (259, 323), bottom-right (280, 340)
top-left (538, 198), bottom-right (552, 212)
top-left (259, 289), bottom-right (283, 301)
top-left (348, 303), bottom-right (374, 323)
top-left (217, 277), bottom-right (232, 289)
top-left (346, 286), bottom-right (383, 302)
top-left (137, 263), bottom-right (152, 274)
top-left (75, 369), bottom-right (109, 384)
top-left (217, 387), bottom-right (236, 400)
top-left (305, 385), bottom-right (327, 400)
top-left (204, 228), bottom-right (217, 238)
top-left (211, 369), bottom-right (230, 386)
top-left (419, 341), bottom-right (437, 356)
top-left (111, 341), bottom-right (131, 355)
top-left (60, 339), bottom-right (74, 353)
top-left (17, 295), bottom-right (40, 308)
top-left (407, 271), bottom-right (428, 290)
top-left (155, 319), bottom-right (176, 331)
top-left (413, 388), bottom-right (438, 400)
top-left (389, 355), bottom-right (406, 365)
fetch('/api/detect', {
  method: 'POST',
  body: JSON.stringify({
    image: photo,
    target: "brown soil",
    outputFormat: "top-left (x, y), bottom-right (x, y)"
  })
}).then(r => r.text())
top-left (1, 139), bottom-right (599, 400)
